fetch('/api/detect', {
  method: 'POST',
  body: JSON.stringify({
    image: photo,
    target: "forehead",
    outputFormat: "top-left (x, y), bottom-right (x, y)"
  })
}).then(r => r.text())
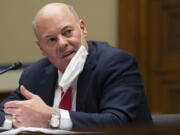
top-left (35, 5), bottom-right (78, 37)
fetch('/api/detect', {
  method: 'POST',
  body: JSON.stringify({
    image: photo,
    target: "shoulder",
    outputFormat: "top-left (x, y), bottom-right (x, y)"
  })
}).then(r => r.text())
top-left (24, 57), bottom-right (52, 73)
top-left (19, 57), bottom-right (57, 89)
top-left (20, 57), bottom-right (56, 81)
top-left (87, 40), bottom-right (136, 65)
top-left (86, 41), bottom-right (140, 80)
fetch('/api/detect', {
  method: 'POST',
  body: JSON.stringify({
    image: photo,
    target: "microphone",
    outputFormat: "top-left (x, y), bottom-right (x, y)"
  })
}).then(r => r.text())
top-left (0, 62), bottom-right (22, 75)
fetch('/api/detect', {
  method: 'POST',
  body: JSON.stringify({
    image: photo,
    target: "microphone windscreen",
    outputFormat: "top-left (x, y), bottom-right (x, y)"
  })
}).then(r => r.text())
top-left (11, 62), bottom-right (22, 70)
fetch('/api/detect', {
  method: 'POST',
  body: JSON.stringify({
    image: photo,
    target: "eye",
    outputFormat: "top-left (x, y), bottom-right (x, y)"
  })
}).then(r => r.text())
top-left (47, 37), bottom-right (57, 44)
top-left (63, 29), bottom-right (72, 37)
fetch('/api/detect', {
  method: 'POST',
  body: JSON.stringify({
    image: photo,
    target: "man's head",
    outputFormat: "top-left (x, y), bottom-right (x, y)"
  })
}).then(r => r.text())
top-left (33, 3), bottom-right (88, 72)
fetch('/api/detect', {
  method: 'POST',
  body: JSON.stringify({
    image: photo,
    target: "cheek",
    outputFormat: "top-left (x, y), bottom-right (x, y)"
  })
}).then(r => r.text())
top-left (69, 35), bottom-right (82, 47)
top-left (41, 48), bottom-right (55, 57)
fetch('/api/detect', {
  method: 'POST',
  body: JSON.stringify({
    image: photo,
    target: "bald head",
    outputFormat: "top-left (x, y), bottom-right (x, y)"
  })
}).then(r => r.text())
top-left (33, 3), bottom-right (80, 38)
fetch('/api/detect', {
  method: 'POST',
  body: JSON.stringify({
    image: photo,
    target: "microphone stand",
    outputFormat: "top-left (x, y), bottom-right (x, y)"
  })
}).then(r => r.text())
top-left (0, 62), bottom-right (22, 75)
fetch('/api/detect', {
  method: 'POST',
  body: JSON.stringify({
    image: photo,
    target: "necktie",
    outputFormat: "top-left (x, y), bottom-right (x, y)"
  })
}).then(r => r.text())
top-left (59, 87), bottom-right (72, 110)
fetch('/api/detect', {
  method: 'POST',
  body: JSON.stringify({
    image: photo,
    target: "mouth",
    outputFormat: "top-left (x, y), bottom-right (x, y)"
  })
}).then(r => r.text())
top-left (62, 50), bottom-right (76, 60)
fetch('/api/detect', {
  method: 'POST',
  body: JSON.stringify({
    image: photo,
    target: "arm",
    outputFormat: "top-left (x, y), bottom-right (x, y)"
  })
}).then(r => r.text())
top-left (69, 53), bottom-right (152, 129)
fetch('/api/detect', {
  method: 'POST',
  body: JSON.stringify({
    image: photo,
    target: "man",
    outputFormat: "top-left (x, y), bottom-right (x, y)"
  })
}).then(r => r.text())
top-left (0, 3), bottom-right (152, 130)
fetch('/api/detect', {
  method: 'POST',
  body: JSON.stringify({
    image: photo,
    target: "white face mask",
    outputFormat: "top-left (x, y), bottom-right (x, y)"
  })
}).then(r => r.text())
top-left (59, 45), bottom-right (88, 92)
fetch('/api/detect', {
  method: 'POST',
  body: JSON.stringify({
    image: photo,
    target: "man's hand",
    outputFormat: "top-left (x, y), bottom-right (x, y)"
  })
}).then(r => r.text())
top-left (4, 85), bottom-right (53, 128)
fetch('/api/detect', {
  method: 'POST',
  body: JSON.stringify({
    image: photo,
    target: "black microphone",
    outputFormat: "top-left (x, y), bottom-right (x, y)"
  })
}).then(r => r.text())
top-left (0, 62), bottom-right (22, 75)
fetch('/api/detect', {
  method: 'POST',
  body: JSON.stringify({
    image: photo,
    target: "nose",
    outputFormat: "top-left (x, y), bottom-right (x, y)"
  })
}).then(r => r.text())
top-left (57, 35), bottom-right (68, 51)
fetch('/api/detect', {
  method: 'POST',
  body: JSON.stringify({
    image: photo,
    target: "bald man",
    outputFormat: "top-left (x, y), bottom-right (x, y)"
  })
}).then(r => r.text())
top-left (0, 3), bottom-right (152, 130)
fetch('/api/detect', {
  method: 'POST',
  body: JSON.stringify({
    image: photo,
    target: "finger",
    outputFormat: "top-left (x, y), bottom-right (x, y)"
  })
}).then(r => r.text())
top-left (12, 115), bottom-right (25, 128)
top-left (4, 108), bottom-right (18, 116)
top-left (12, 119), bottom-right (21, 128)
top-left (20, 85), bottom-right (35, 100)
top-left (4, 101), bottom-right (22, 108)
top-left (5, 115), bottom-right (11, 120)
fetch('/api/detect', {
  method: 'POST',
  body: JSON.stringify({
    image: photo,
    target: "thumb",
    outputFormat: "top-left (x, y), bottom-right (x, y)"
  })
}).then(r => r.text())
top-left (20, 85), bottom-right (35, 100)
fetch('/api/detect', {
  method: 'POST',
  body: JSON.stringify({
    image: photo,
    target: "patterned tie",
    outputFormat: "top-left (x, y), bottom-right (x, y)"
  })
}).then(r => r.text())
top-left (59, 87), bottom-right (72, 110)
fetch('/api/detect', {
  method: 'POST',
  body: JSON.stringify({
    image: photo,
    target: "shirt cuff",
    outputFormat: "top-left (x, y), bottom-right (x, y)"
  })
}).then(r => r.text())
top-left (2, 119), bottom-right (12, 129)
top-left (59, 109), bottom-right (72, 130)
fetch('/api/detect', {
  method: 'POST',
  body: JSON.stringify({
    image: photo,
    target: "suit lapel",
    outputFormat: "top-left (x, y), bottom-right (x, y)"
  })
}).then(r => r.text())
top-left (38, 64), bottom-right (58, 106)
top-left (76, 43), bottom-right (97, 111)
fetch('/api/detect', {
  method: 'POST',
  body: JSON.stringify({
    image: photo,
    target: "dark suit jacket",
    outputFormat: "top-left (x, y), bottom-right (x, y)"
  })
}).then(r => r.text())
top-left (0, 41), bottom-right (152, 128)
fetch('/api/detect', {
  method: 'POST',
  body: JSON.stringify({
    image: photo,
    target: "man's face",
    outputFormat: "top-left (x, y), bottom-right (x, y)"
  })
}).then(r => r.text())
top-left (35, 8), bottom-right (88, 72)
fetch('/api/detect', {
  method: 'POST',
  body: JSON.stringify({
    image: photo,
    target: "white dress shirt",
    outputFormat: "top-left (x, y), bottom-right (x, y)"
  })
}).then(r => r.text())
top-left (53, 72), bottom-right (77, 130)
top-left (53, 45), bottom-right (88, 130)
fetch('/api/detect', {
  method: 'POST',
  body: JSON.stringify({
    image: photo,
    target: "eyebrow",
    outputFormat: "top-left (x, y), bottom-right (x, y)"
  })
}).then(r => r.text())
top-left (61, 26), bottom-right (73, 32)
top-left (44, 35), bottom-right (55, 39)
top-left (43, 25), bottom-right (73, 39)
top-left (41, 33), bottom-right (55, 39)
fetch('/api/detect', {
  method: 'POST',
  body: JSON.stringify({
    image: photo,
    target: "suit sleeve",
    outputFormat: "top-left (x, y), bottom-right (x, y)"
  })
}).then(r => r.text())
top-left (0, 72), bottom-right (26, 126)
top-left (0, 88), bottom-right (25, 126)
top-left (69, 52), bottom-right (152, 129)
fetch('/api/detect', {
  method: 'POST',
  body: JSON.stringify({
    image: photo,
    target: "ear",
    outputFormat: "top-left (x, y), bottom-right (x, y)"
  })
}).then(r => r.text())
top-left (36, 40), bottom-right (47, 56)
top-left (79, 19), bottom-right (88, 38)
